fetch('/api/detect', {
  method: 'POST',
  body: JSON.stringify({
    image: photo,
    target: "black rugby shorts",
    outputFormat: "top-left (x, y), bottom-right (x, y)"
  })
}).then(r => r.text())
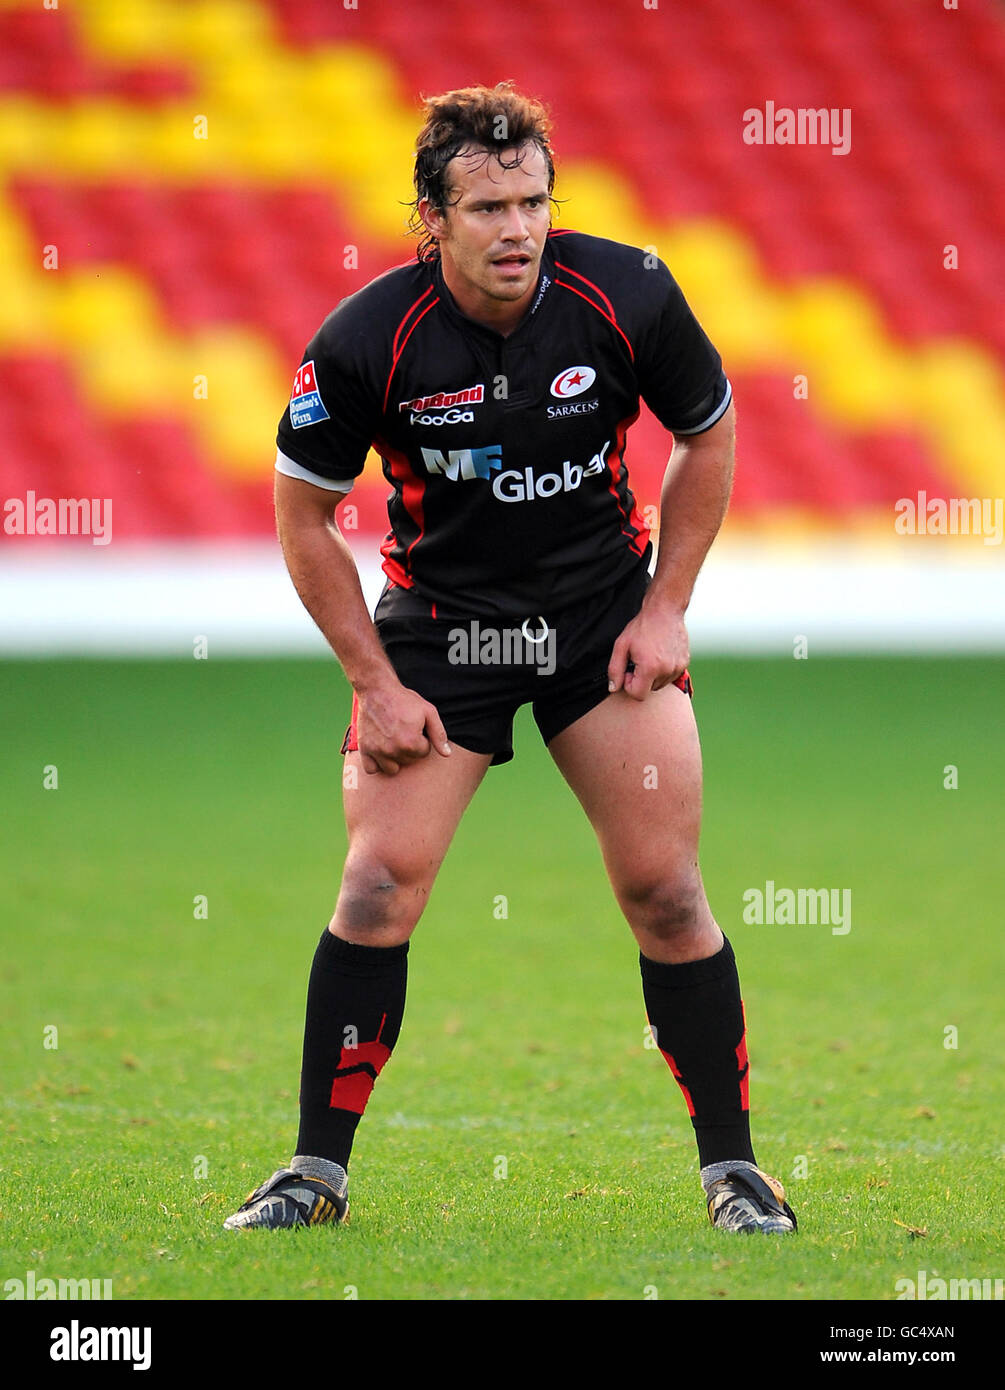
top-left (341, 562), bottom-right (692, 766)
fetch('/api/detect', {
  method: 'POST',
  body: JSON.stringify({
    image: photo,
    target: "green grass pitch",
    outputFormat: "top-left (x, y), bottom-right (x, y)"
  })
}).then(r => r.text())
top-left (2, 655), bottom-right (1003, 1303)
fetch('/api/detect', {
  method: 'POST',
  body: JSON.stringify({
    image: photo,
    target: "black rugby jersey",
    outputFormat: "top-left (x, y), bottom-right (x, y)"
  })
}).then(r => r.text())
top-left (276, 229), bottom-right (730, 617)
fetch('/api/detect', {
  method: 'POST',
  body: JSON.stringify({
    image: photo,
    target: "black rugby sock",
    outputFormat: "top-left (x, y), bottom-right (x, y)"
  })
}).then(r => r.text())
top-left (640, 935), bottom-right (756, 1168)
top-left (296, 929), bottom-right (407, 1170)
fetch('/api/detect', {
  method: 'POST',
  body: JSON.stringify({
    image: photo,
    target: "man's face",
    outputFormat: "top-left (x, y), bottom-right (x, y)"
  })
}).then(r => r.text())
top-left (420, 142), bottom-right (552, 330)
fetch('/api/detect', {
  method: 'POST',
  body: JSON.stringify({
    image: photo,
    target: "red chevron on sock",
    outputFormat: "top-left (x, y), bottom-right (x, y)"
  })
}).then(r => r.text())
top-left (329, 1037), bottom-right (392, 1115)
top-left (659, 1049), bottom-right (696, 1117)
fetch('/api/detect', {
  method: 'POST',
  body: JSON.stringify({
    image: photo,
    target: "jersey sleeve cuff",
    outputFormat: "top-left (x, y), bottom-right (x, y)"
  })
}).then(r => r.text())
top-left (274, 448), bottom-right (355, 493)
top-left (672, 378), bottom-right (733, 436)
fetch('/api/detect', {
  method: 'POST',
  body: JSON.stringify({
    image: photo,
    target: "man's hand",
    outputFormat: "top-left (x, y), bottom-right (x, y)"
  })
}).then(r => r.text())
top-left (274, 473), bottom-right (452, 775)
top-left (607, 600), bottom-right (690, 701)
top-left (606, 399), bottom-right (734, 701)
top-left (356, 680), bottom-right (452, 776)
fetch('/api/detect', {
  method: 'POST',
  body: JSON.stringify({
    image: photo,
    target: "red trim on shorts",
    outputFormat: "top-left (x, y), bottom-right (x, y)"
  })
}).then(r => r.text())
top-left (341, 692), bottom-right (360, 755)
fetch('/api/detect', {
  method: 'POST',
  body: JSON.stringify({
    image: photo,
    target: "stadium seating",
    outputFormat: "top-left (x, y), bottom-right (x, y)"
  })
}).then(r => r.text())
top-left (1, 0), bottom-right (1001, 540)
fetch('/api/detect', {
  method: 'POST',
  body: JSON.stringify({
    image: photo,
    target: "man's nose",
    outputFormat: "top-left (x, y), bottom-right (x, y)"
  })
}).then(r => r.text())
top-left (500, 204), bottom-right (529, 239)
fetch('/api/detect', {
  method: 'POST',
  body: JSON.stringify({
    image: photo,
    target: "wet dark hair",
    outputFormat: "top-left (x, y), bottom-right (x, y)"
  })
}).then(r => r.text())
top-left (409, 81), bottom-right (557, 260)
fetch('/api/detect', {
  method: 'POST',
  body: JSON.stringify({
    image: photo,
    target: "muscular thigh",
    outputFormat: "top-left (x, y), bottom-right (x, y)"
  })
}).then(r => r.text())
top-left (335, 744), bottom-right (492, 938)
top-left (547, 683), bottom-right (705, 895)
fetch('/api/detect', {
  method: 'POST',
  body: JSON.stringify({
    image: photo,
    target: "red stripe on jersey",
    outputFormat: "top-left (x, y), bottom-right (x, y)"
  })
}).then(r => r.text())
top-left (375, 433), bottom-right (427, 585)
top-left (383, 292), bottom-right (439, 412)
top-left (553, 268), bottom-right (634, 361)
top-left (553, 260), bottom-right (618, 326)
top-left (607, 410), bottom-right (649, 557)
top-left (659, 1048), bottom-right (696, 1117)
top-left (379, 547), bottom-right (413, 589)
top-left (391, 286), bottom-right (434, 363)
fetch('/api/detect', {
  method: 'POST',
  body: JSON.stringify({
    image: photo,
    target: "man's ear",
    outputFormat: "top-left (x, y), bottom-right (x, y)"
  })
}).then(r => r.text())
top-left (418, 197), bottom-right (446, 243)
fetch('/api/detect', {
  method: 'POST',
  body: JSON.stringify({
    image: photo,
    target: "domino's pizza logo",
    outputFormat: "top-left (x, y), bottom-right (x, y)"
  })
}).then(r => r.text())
top-left (289, 359), bottom-right (330, 429)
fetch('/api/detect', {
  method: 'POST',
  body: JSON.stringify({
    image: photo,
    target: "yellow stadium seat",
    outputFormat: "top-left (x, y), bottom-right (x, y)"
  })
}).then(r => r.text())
top-left (661, 221), bottom-right (788, 366)
top-left (555, 163), bottom-right (643, 250)
top-left (171, 0), bottom-right (272, 62)
top-left (0, 99), bottom-right (64, 174)
top-left (297, 47), bottom-right (404, 125)
top-left (205, 51), bottom-right (298, 125)
top-left (237, 110), bottom-right (313, 181)
top-left (143, 105), bottom-right (236, 177)
top-left (81, 331), bottom-right (182, 414)
top-left (78, 0), bottom-right (182, 63)
top-left (912, 343), bottom-right (1005, 494)
top-left (781, 280), bottom-right (885, 360)
top-left (50, 267), bottom-right (159, 349)
top-left (0, 273), bottom-right (53, 349)
top-left (51, 102), bottom-right (143, 178)
top-left (185, 327), bottom-right (287, 476)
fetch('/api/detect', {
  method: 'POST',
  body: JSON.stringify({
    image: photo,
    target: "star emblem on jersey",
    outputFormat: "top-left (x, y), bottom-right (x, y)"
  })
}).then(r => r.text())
top-left (550, 365), bottom-right (597, 398)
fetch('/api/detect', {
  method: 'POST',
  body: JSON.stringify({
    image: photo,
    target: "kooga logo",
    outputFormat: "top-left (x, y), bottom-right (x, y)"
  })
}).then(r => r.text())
top-left (411, 407), bottom-right (475, 427)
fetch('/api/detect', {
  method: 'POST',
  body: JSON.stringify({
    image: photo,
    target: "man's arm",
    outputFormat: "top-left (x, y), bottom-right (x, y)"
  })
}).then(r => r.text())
top-left (608, 400), bottom-right (735, 699)
top-left (275, 471), bottom-right (451, 774)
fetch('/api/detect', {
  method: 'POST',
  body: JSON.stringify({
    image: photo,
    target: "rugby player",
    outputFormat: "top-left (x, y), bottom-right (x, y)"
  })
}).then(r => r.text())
top-left (225, 83), bottom-right (796, 1236)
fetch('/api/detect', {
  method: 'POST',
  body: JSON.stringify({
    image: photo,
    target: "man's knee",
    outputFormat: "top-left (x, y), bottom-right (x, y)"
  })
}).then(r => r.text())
top-left (333, 850), bottom-right (433, 943)
top-left (619, 866), bottom-right (707, 940)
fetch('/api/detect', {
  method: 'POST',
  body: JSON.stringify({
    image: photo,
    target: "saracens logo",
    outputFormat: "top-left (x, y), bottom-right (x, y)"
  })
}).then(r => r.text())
top-left (399, 384), bottom-right (485, 414)
top-left (550, 365), bottom-right (596, 399)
